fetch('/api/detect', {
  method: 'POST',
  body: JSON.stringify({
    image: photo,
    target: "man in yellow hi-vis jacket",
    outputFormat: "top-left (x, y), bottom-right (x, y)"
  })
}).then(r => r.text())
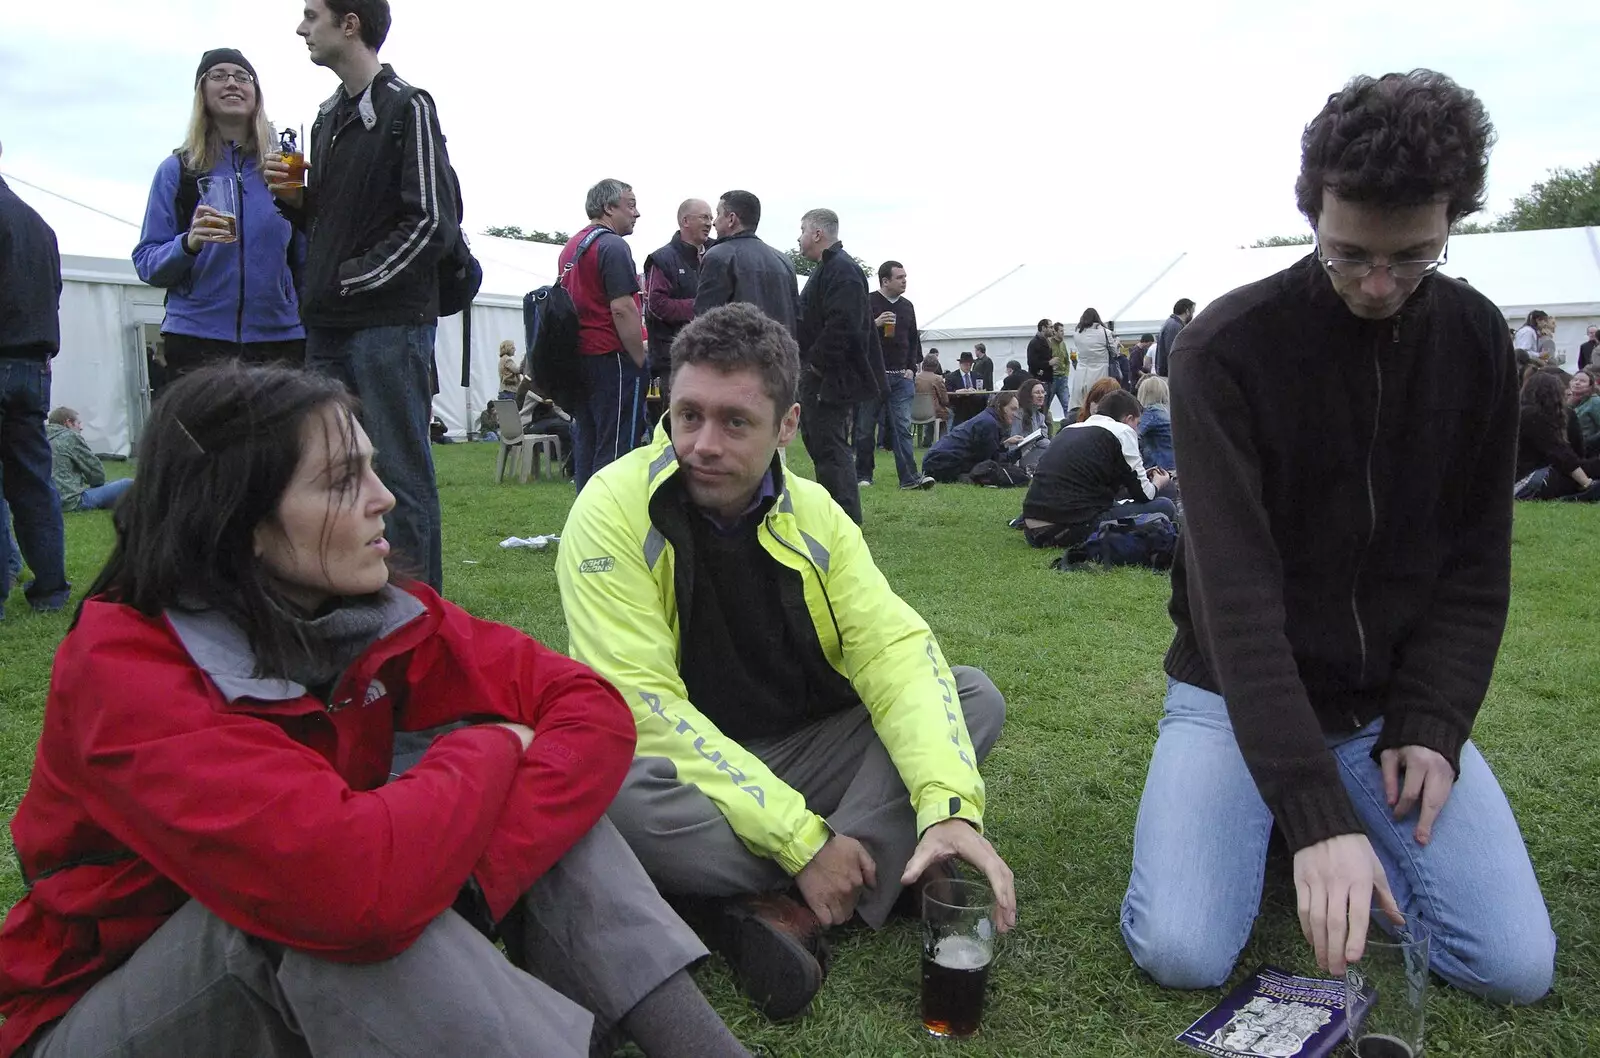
top-left (558, 304), bottom-right (1015, 1021)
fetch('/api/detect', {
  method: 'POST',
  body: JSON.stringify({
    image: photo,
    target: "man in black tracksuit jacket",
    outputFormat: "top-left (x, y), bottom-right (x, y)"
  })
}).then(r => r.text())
top-left (796, 210), bottom-right (885, 525)
top-left (1120, 69), bottom-right (1553, 1006)
top-left (270, 4), bottom-right (459, 592)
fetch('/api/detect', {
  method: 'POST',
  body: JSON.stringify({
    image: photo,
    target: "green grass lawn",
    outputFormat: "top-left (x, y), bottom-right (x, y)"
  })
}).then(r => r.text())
top-left (1, 443), bottom-right (1596, 1057)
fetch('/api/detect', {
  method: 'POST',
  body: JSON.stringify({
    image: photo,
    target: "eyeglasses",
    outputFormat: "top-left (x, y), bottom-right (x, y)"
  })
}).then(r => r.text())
top-left (1316, 239), bottom-right (1448, 280)
top-left (205, 70), bottom-right (256, 85)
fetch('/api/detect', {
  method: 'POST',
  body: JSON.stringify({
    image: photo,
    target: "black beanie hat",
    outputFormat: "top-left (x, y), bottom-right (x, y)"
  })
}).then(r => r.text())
top-left (195, 48), bottom-right (258, 87)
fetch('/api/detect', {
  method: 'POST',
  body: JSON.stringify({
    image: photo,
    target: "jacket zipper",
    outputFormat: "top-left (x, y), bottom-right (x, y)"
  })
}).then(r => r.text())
top-left (762, 512), bottom-right (844, 646)
top-left (234, 148), bottom-right (246, 349)
top-left (1350, 318), bottom-right (1399, 686)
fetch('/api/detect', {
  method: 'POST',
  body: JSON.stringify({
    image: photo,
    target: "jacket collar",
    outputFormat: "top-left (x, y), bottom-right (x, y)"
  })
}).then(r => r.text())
top-left (317, 63), bottom-right (397, 131)
top-left (164, 585), bottom-right (425, 704)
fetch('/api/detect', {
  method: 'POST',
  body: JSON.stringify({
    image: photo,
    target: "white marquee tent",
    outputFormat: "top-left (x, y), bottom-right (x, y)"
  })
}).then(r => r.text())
top-left (921, 226), bottom-right (1600, 374)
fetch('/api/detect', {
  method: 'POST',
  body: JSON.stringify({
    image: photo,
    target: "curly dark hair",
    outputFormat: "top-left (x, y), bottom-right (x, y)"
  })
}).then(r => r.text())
top-left (670, 302), bottom-right (799, 419)
top-left (1295, 69), bottom-right (1495, 224)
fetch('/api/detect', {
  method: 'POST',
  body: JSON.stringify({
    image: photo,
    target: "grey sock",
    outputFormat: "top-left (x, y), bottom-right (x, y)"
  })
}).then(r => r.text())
top-left (614, 969), bottom-right (752, 1058)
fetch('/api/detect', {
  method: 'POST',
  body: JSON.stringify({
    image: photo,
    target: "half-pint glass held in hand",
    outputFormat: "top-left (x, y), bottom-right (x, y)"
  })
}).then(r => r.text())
top-left (195, 177), bottom-right (238, 242)
top-left (1344, 914), bottom-right (1430, 1058)
top-left (921, 877), bottom-right (995, 1038)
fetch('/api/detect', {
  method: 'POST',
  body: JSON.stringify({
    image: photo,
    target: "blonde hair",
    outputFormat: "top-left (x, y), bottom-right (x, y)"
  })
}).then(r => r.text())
top-left (1137, 375), bottom-right (1170, 406)
top-left (179, 79), bottom-right (272, 172)
top-left (499, 340), bottom-right (516, 357)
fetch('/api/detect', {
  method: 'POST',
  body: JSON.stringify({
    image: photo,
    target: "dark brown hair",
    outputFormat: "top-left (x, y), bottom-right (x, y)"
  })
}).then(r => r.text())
top-left (670, 302), bottom-right (799, 420)
top-left (325, 0), bottom-right (391, 51)
top-left (79, 363), bottom-right (385, 677)
top-left (1296, 69), bottom-right (1495, 224)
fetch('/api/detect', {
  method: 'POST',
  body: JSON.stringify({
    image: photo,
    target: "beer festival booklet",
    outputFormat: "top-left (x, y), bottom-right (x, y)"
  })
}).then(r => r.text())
top-left (1175, 965), bottom-right (1370, 1057)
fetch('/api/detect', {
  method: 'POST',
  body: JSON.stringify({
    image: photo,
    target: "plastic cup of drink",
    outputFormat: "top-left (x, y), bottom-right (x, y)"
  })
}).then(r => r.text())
top-left (195, 176), bottom-right (238, 243)
top-left (920, 877), bottom-right (995, 1038)
top-left (1345, 914), bottom-right (1429, 1058)
top-left (282, 151), bottom-right (308, 188)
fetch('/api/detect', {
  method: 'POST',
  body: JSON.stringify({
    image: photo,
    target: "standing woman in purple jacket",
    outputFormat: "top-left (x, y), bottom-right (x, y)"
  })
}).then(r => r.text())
top-left (133, 49), bottom-right (305, 376)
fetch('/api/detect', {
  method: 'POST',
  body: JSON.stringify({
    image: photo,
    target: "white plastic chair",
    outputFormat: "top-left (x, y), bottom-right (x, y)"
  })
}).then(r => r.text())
top-left (910, 391), bottom-right (946, 448)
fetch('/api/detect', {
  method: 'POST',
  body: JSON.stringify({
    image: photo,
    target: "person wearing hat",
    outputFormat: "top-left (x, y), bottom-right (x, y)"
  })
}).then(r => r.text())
top-left (132, 49), bottom-right (306, 377)
top-left (945, 352), bottom-right (978, 394)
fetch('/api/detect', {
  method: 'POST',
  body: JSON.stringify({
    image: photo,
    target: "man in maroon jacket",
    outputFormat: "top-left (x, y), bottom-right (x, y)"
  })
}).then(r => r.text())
top-left (1119, 69), bottom-right (1554, 1006)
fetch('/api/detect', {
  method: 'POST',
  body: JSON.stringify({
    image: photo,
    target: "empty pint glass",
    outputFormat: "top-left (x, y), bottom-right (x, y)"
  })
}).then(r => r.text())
top-left (921, 877), bottom-right (995, 1038)
top-left (195, 177), bottom-right (238, 242)
top-left (1345, 914), bottom-right (1430, 1058)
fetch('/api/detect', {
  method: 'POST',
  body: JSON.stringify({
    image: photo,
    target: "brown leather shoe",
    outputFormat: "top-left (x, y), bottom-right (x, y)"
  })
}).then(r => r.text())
top-left (712, 893), bottom-right (830, 1021)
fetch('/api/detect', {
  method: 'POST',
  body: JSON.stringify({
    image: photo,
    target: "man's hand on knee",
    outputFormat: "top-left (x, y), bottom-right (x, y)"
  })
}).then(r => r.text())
top-left (1292, 832), bottom-right (1402, 976)
top-left (901, 820), bottom-right (1017, 933)
top-left (795, 834), bottom-right (876, 926)
top-left (1380, 746), bottom-right (1454, 845)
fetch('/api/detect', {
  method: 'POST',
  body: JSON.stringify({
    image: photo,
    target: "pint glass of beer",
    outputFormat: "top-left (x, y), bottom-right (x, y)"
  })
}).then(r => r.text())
top-left (195, 177), bottom-right (238, 243)
top-left (1345, 914), bottom-right (1430, 1058)
top-left (920, 877), bottom-right (995, 1038)
top-left (883, 317), bottom-right (896, 340)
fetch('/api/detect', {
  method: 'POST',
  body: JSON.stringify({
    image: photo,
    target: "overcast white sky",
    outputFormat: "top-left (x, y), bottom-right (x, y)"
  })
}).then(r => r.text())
top-left (3, 0), bottom-right (1598, 317)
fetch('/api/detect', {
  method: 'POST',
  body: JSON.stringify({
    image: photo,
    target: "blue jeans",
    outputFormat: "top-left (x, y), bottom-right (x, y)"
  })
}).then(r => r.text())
top-left (854, 374), bottom-right (919, 486)
top-left (78, 477), bottom-right (135, 511)
top-left (306, 325), bottom-right (442, 591)
top-left (1050, 375), bottom-right (1072, 426)
top-left (572, 352), bottom-right (646, 494)
top-left (1120, 680), bottom-right (1555, 1005)
top-left (1, 496), bottom-right (23, 585)
top-left (0, 356), bottom-right (69, 616)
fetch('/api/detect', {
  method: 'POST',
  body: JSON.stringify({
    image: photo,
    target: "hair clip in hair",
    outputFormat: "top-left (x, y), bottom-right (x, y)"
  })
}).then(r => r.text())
top-left (175, 418), bottom-right (207, 456)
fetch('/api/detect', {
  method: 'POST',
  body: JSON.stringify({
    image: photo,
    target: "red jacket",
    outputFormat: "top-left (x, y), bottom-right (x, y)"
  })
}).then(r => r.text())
top-left (0, 585), bottom-right (636, 1057)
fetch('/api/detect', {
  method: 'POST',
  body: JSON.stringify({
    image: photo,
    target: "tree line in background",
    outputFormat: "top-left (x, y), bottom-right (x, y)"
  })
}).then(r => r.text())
top-left (1249, 158), bottom-right (1600, 246)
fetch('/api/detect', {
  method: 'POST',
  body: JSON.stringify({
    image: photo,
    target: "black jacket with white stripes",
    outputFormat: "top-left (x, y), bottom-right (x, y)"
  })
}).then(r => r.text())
top-left (281, 65), bottom-right (459, 329)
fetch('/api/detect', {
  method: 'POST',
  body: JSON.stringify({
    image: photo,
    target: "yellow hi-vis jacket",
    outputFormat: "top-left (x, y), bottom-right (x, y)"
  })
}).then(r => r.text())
top-left (557, 425), bottom-right (985, 875)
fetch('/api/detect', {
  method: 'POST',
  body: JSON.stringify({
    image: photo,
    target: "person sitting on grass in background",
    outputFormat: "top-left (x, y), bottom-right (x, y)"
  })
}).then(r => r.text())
top-left (0, 364), bottom-right (752, 1058)
top-left (1135, 375), bottom-right (1176, 474)
top-left (46, 408), bottom-right (134, 513)
top-left (1010, 377), bottom-right (1050, 439)
top-left (1516, 370), bottom-right (1600, 502)
top-left (1567, 367), bottom-right (1600, 457)
top-left (557, 304), bottom-right (1015, 1023)
top-left (923, 390), bottom-right (1024, 483)
top-left (1018, 390), bottom-right (1174, 549)
top-left (1075, 375), bottom-right (1124, 423)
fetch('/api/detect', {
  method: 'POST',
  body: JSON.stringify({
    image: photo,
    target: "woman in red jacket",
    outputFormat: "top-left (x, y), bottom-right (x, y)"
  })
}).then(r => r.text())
top-left (0, 364), bottom-right (749, 1058)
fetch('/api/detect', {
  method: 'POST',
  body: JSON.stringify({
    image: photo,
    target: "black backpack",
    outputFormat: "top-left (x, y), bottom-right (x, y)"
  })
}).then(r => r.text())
top-left (386, 86), bottom-right (482, 318)
top-left (522, 226), bottom-right (607, 412)
top-left (1052, 512), bottom-right (1179, 571)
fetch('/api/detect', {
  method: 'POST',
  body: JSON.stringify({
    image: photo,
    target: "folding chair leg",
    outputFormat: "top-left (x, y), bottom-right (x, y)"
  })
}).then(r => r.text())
top-left (495, 446), bottom-right (507, 483)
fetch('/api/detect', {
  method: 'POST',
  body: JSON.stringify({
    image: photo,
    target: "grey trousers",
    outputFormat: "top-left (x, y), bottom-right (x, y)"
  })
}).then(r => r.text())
top-left (23, 818), bottom-right (707, 1058)
top-left (608, 665), bottom-right (1006, 928)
